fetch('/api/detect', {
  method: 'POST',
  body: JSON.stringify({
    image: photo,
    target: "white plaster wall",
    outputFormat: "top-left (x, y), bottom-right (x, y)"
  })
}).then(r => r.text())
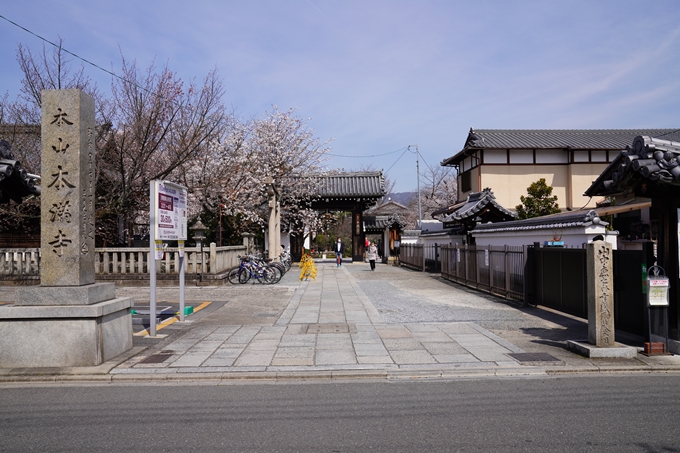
top-left (419, 234), bottom-right (465, 246)
top-left (401, 236), bottom-right (419, 245)
top-left (472, 225), bottom-right (617, 249)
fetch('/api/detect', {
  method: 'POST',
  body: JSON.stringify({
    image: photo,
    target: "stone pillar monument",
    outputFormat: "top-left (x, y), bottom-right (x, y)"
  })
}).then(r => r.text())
top-left (39, 90), bottom-right (96, 286)
top-left (567, 241), bottom-right (637, 358)
top-left (586, 241), bottom-right (615, 347)
top-left (0, 90), bottom-right (133, 368)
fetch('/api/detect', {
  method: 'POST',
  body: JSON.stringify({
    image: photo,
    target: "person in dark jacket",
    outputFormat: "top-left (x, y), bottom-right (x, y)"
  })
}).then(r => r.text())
top-left (335, 238), bottom-right (345, 267)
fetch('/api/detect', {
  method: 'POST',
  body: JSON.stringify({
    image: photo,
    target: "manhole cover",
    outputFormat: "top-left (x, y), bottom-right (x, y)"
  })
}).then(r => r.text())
top-left (508, 352), bottom-right (561, 363)
top-left (139, 353), bottom-right (172, 364)
top-left (305, 324), bottom-right (357, 334)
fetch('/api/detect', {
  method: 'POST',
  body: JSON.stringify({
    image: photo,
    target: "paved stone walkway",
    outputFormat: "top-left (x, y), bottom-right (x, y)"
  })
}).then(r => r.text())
top-left (3, 262), bottom-right (680, 382)
top-left (112, 264), bottom-right (529, 376)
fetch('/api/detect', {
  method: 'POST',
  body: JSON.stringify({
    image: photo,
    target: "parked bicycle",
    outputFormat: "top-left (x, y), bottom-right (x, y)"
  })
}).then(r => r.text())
top-left (280, 249), bottom-right (292, 272)
top-left (227, 255), bottom-right (281, 285)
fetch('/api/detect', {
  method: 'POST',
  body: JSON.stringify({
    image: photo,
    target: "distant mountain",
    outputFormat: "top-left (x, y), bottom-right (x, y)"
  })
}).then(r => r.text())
top-left (384, 192), bottom-right (416, 206)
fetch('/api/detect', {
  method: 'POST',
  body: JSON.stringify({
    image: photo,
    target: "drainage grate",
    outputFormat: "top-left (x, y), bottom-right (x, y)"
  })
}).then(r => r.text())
top-left (508, 352), bottom-right (561, 363)
top-left (305, 323), bottom-right (357, 334)
top-left (254, 313), bottom-right (278, 317)
top-left (139, 353), bottom-right (172, 364)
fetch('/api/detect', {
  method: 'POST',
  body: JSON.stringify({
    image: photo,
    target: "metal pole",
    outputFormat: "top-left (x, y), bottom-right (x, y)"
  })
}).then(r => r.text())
top-left (219, 204), bottom-right (222, 247)
top-left (179, 252), bottom-right (185, 322)
top-left (149, 181), bottom-right (157, 337)
top-left (416, 145), bottom-right (422, 230)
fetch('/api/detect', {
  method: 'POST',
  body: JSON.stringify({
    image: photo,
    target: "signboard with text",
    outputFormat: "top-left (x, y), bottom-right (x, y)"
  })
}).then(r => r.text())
top-left (647, 276), bottom-right (670, 307)
top-left (153, 181), bottom-right (187, 241)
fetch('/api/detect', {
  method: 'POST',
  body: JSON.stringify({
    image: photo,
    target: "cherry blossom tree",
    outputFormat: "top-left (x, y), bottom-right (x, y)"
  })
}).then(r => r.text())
top-left (189, 107), bottom-right (331, 244)
top-left (97, 58), bottom-right (229, 244)
top-left (2, 40), bottom-right (332, 248)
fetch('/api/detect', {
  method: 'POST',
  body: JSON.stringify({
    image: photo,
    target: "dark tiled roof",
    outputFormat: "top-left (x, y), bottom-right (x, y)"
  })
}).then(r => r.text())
top-left (0, 140), bottom-right (41, 203)
top-left (472, 209), bottom-right (607, 234)
top-left (431, 200), bottom-right (465, 218)
top-left (586, 136), bottom-right (680, 197)
top-left (442, 128), bottom-right (680, 166)
top-left (315, 171), bottom-right (385, 198)
top-left (372, 200), bottom-right (409, 215)
top-left (443, 188), bottom-right (516, 222)
top-left (364, 214), bottom-right (406, 231)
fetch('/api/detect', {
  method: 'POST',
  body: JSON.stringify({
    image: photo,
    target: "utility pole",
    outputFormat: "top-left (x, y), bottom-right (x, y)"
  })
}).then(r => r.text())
top-left (408, 145), bottom-right (422, 230)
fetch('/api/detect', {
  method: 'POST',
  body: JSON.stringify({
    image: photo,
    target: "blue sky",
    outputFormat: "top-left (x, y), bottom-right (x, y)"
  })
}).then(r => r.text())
top-left (2, 1), bottom-right (680, 193)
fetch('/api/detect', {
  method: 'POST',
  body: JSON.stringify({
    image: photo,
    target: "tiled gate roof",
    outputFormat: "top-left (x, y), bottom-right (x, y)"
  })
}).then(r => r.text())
top-left (315, 171), bottom-right (385, 198)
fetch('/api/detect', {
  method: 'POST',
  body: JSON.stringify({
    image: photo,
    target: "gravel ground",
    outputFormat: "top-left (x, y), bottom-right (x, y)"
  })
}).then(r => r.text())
top-left (346, 263), bottom-right (561, 332)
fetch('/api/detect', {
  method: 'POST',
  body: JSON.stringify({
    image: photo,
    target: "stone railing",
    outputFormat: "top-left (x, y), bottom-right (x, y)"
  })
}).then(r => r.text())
top-left (1, 243), bottom-right (246, 282)
top-left (0, 248), bottom-right (41, 278)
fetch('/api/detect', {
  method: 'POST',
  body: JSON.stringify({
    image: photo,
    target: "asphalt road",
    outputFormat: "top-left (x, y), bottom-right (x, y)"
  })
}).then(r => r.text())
top-left (2, 374), bottom-right (679, 452)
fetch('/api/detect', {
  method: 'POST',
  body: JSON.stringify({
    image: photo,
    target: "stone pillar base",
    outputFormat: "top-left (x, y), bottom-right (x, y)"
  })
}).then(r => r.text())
top-left (0, 298), bottom-right (133, 368)
top-left (15, 282), bottom-right (116, 306)
top-left (567, 340), bottom-right (637, 359)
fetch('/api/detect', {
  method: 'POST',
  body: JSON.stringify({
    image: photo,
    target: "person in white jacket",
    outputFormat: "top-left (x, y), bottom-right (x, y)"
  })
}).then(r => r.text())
top-left (366, 241), bottom-right (378, 271)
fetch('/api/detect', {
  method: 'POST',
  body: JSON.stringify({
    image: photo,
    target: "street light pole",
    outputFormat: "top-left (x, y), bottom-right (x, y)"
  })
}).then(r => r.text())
top-left (409, 145), bottom-right (422, 230)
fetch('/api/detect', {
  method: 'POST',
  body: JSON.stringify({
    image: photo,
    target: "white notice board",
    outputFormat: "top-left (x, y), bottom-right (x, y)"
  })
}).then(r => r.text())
top-left (153, 181), bottom-right (187, 241)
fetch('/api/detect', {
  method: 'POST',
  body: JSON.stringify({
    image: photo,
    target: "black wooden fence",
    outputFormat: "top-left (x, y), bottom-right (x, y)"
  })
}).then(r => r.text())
top-left (440, 244), bottom-right (526, 301)
top-left (399, 244), bottom-right (442, 272)
top-left (525, 246), bottom-right (588, 317)
top-left (402, 242), bottom-right (650, 337)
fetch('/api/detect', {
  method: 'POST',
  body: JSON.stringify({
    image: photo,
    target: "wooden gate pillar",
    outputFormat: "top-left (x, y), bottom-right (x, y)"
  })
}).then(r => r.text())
top-left (352, 207), bottom-right (365, 262)
top-left (654, 197), bottom-right (680, 339)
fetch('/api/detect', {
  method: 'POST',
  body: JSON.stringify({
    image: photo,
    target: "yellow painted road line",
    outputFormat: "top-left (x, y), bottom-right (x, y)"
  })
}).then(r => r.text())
top-left (134, 301), bottom-right (212, 336)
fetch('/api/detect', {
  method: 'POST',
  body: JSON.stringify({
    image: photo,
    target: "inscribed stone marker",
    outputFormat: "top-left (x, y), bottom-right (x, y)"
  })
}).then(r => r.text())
top-left (40, 90), bottom-right (95, 286)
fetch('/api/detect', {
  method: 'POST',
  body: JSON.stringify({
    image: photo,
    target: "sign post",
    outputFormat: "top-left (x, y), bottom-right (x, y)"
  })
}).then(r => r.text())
top-left (149, 180), bottom-right (188, 336)
top-left (645, 265), bottom-right (670, 354)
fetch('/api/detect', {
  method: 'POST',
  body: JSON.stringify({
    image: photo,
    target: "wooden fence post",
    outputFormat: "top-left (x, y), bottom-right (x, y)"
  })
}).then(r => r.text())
top-left (505, 245), bottom-right (511, 297)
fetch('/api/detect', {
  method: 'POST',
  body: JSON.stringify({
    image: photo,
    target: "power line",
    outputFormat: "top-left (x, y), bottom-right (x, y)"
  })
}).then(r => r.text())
top-left (327, 147), bottom-right (408, 158)
top-left (1, 13), bottom-right (423, 170)
top-left (416, 149), bottom-right (435, 174)
top-left (0, 14), bottom-right (170, 103)
top-left (384, 147), bottom-right (410, 175)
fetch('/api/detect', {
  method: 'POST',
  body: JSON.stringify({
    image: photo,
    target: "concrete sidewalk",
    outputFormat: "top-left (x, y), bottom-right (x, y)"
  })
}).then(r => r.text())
top-left (2, 263), bottom-right (680, 382)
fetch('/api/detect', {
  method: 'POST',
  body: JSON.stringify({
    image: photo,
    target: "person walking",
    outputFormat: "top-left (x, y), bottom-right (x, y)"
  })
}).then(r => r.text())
top-left (366, 241), bottom-right (378, 271)
top-left (335, 238), bottom-right (345, 267)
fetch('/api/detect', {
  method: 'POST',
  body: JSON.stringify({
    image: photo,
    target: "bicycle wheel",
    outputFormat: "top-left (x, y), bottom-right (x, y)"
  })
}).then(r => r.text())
top-left (238, 267), bottom-right (251, 284)
top-left (267, 265), bottom-right (283, 284)
top-left (227, 267), bottom-right (241, 285)
top-left (269, 262), bottom-right (286, 276)
top-left (261, 267), bottom-right (277, 284)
